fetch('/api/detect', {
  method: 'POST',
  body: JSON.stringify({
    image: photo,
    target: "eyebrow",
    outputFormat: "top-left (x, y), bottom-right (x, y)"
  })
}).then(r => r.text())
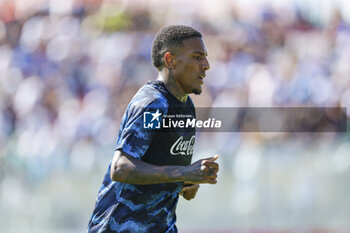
top-left (192, 51), bottom-right (208, 56)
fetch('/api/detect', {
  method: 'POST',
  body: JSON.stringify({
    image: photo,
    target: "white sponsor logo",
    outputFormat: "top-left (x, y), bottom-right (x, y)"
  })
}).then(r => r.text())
top-left (170, 136), bottom-right (195, 156)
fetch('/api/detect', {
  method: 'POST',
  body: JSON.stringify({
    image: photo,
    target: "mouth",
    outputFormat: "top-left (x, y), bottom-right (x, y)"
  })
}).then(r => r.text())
top-left (198, 74), bottom-right (205, 84)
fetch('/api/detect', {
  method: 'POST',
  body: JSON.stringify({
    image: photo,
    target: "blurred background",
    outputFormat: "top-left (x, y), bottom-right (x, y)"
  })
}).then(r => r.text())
top-left (1, 0), bottom-right (350, 232)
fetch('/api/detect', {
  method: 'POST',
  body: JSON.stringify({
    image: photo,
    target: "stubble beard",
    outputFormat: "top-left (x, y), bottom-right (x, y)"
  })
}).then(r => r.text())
top-left (192, 88), bottom-right (202, 95)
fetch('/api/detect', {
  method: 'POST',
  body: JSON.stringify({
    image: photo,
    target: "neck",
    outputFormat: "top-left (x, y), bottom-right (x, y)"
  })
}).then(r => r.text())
top-left (157, 72), bottom-right (188, 103)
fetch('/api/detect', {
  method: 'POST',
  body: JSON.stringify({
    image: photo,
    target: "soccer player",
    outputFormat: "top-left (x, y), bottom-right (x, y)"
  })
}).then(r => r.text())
top-left (87, 25), bottom-right (219, 233)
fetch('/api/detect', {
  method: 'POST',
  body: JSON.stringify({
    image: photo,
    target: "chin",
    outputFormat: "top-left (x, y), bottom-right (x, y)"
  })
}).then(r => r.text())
top-left (192, 88), bottom-right (202, 95)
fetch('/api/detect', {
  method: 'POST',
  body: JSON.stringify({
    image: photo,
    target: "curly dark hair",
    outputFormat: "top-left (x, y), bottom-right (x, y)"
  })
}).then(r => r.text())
top-left (151, 25), bottom-right (202, 70)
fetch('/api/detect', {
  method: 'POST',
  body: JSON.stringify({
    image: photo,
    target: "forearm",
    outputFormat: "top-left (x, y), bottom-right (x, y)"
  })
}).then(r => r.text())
top-left (110, 150), bottom-right (186, 185)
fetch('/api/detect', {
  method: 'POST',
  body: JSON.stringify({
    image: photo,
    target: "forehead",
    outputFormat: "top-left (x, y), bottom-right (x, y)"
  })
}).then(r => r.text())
top-left (180, 37), bottom-right (207, 54)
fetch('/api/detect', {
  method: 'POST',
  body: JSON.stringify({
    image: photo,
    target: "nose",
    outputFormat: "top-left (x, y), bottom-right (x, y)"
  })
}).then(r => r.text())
top-left (202, 57), bottom-right (210, 71)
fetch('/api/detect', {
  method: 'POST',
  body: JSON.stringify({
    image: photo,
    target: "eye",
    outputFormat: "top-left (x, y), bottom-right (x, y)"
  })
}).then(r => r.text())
top-left (193, 55), bottom-right (201, 60)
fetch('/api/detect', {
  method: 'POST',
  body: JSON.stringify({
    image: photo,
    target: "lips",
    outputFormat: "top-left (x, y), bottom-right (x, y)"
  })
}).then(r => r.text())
top-left (198, 74), bottom-right (205, 84)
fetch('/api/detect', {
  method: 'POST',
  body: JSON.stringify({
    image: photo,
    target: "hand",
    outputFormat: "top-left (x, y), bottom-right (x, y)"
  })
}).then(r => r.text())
top-left (182, 155), bottom-right (219, 184)
top-left (180, 182), bottom-right (200, 201)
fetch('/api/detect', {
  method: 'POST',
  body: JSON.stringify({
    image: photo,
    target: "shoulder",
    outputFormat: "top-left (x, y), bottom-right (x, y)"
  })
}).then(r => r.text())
top-left (128, 82), bottom-right (169, 115)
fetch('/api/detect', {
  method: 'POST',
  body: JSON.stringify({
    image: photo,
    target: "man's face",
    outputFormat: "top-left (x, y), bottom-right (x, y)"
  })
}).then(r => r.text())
top-left (172, 38), bottom-right (210, 95)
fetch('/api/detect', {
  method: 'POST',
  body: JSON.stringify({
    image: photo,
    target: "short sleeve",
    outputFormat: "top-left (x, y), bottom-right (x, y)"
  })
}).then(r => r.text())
top-left (115, 98), bottom-right (167, 159)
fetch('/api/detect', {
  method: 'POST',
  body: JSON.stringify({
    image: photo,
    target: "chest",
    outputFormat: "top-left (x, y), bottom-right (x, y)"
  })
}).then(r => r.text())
top-left (142, 105), bottom-right (196, 166)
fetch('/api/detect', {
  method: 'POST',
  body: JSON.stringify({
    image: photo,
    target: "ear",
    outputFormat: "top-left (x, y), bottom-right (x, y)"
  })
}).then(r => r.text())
top-left (164, 52), bottom-right (175, 69)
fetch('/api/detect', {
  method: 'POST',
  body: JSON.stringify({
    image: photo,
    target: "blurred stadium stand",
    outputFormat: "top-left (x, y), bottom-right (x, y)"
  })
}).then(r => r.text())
top-left (1, 0), bottom-right (350, 232)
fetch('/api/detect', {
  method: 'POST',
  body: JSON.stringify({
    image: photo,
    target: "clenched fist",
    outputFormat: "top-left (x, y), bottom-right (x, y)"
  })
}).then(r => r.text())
top-left (180, 182), bottom-right (200, 200)
top-left (182, 155), bottom-right (219, 184)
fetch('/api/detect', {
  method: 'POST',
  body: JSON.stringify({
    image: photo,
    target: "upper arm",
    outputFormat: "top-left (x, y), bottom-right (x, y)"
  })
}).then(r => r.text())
top-left (110, 149), bottom-right (136, 181)
top-left (111, 149), bottom-right (134, 168)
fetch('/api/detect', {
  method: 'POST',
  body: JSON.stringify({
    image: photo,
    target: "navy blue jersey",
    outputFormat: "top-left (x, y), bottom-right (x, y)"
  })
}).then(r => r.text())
top-left (88, 80), bottom-right (196, 233)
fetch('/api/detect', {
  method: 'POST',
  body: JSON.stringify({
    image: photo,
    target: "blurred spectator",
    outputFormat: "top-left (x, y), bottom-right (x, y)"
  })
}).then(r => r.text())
top-left (1, 0), bottom-right (350, 232)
